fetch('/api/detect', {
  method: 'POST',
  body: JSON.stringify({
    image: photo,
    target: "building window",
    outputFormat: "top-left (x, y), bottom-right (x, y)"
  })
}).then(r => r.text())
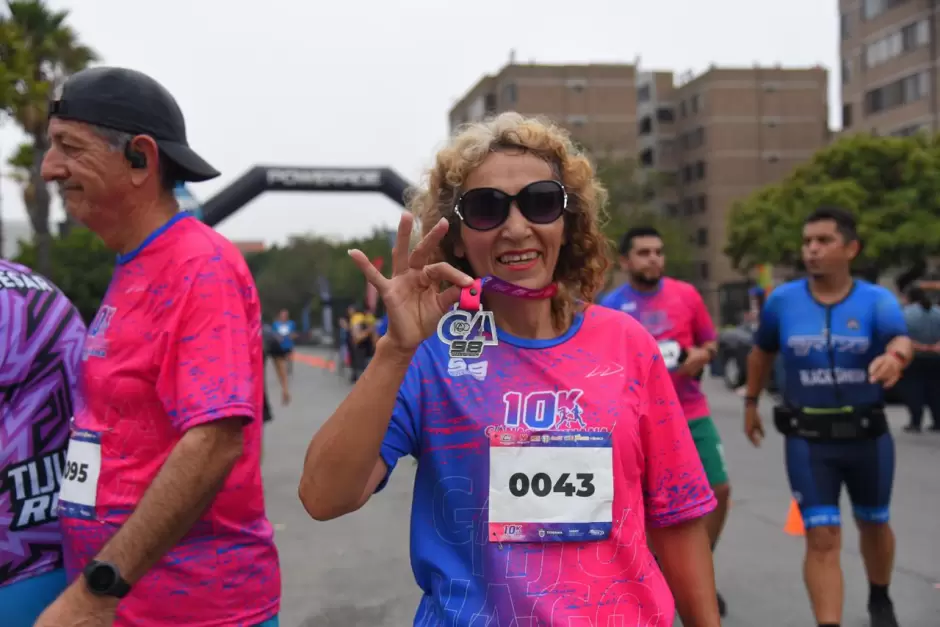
top-left (678, 127), bottom-right (706, 151)
top-left (697, 195), bottom-right (707, 213)
top-left (639, 116), bottom-right (653, 135)
top-left (842, 57), bottom-right (851, 85)
top-left (566, 78), bottom-right (587, 92)
top-left (484, 93), bottom-right (497, 115)
top-left (696, 228), bottom-right (708, 247)
top-left (890, 123), bottom-right (927, 136)
top-left (638, 85), bottom-right (651, 102)
top-left (864, 71), bottom-right (929, 114)
top-left (656, 107), bottom-right (674, 123)
top-left (841, 12), bottom-right (851, 40)
top-left (863, 0), bottom-right (906, 21)
top-left (665, 204), bottom-right (679, 217)
top-left (682, 198), bottom-right (696, 215)
top-left (567, 114), bottom-right (588, 127)
top-left (679, 100), bottom-right (687, 117)
top-left (690, 94), bottom-right (702, 114)
top-left (699, 261), bottom-right (710, 281)
top-left (639, 148), bottom-right (654, 167)
top-left (502, 83), bottom-right (517, 105)
top-left (864, 19), bottom-right (929, 69)
top-left (695, 161), bottom-right (706, 180)
top-left (843, 103), bottom-right (854, 128)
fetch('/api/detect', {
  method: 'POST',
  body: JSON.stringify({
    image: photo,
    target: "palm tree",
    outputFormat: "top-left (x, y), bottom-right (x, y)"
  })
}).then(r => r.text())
top-left (0, 17), bottom-right (29, 259)
top-left (0, 0), bottom-right (97, 273)
top-left (6, 140), bottom-right (34, 200)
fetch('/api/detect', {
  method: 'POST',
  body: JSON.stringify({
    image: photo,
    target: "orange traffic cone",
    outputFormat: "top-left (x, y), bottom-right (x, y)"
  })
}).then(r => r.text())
top-left (783, 499), bottom-right (805, 536)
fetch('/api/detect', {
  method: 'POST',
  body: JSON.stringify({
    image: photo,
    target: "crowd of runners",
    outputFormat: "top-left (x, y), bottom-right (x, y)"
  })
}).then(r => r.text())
top-left (0, 63), bottom-right (919, 627)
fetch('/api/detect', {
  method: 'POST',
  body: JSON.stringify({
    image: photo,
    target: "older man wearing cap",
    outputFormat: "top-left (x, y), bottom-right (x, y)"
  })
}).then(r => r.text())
top-left (34, 66), bottom-right (280, 627)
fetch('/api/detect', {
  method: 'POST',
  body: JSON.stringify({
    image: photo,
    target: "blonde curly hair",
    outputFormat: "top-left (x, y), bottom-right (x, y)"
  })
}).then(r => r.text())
top-left (408, 112), bottom-right (611, 328)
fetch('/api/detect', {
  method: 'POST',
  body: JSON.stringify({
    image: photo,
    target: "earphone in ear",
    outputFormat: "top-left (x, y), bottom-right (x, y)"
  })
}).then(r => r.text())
top-left (123, 143), bottom-right (147, 169)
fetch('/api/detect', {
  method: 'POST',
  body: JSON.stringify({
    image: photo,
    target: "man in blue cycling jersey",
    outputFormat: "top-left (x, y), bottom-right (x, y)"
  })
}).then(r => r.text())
top-left (744, 206), bottom-right (911, 627)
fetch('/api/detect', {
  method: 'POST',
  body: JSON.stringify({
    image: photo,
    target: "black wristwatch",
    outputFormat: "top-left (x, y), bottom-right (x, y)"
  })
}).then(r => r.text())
top-left (83, 560), bottom-right (131, 598)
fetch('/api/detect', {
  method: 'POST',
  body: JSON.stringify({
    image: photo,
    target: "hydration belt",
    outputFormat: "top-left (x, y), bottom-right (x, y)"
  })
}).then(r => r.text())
top-left (773, 405), bottom-right (888, 440)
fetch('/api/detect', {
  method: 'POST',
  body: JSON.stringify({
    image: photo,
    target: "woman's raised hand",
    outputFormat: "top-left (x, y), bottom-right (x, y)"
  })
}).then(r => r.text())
top-left (347, 213), bottom-right (473, 355)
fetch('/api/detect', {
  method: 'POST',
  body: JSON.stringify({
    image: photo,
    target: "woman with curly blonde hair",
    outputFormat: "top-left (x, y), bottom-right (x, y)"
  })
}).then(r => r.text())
top-left (300, 112), bottom-right (720, 626)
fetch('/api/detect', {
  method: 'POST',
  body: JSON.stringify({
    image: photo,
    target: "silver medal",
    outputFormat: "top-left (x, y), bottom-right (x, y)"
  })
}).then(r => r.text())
top-left (436, 306), bottom-right (499, 358)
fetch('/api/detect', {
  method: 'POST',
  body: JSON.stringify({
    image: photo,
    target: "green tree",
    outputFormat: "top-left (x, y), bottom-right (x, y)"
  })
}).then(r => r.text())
top-left (593, 155), bottom-right (695, 282)
top-left (250, 230), bottom-right (393, 320)
top-left (14, 225), bottom-right (113, 323)
top-left (0, 0), bottom-right (98, 274)
top-left (726, 133), bottom-right (940, 276)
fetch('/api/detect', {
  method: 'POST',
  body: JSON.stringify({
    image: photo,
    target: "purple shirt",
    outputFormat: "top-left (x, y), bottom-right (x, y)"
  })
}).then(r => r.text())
top-left (0, 259), bottom-right (86, 587)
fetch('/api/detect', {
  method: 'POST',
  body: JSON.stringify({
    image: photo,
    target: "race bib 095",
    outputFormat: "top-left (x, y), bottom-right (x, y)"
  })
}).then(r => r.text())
top-left (58, 429), bottom-right (101, 521)
top-left (488, 430), bottom-right (613, 543)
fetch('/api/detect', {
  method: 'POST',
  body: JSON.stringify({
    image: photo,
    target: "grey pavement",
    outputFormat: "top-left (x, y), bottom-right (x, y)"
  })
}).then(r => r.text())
top-left (263, 350), bottom-right (940, 627)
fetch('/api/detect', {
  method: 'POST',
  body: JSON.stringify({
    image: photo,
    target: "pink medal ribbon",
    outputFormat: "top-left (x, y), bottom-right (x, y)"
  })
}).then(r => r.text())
top-left (458, 276), bottom-right (558, 310)
top-left (443, 277), bottom-right (555, 359)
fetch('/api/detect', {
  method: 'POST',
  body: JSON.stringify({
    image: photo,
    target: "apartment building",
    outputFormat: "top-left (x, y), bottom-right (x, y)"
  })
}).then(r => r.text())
top-left (637, 66), bottom-right (830, 315)
top-left (449, 62), bottom-right (829, 320)
top-left (840, 0), bottom-right (939, 136)
top-left (448, 62), bottom-right (638, 157)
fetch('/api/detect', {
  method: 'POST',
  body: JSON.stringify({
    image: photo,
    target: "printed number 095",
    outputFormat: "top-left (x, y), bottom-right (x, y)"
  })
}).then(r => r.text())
top-left (65, 461), bottom-right (88, 483)
top-left (508, 472), bottom-right (595, 498)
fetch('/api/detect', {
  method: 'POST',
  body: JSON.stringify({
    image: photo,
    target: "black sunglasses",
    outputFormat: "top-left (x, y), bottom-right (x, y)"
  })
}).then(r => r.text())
top-left (454, 180), bottom-right (568, 231)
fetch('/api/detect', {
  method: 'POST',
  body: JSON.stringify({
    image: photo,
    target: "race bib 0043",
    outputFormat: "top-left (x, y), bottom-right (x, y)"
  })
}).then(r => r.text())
top-left (488, 431), bottom-right (613, 543)
top-left (58, 429), bottom-right (101, 521)
top-left (658, 340), bottom-right (682, 371)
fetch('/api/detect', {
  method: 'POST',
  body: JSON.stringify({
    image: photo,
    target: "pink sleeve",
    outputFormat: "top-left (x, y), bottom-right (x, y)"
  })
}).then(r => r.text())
top-left (689, 287), bottom-right (716, 345)
top-left (156, 257), bottom-right (257, 431)
top-left (640, 344), bottom-right (717, 527)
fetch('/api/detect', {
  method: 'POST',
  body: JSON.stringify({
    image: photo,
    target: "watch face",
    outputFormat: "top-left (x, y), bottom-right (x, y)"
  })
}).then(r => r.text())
top-left (88, 563), bottom-right (117, 592)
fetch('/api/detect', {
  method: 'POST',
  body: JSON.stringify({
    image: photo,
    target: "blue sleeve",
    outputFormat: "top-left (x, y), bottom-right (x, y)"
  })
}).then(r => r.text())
top-left (874, 290), bottom-right (907, 345)
top-left (375, 357), bottom-right (423, 492)
top-left (597, 288), bottom-right (620, 309)
top-left (753, 290), bottom-right (782, 352)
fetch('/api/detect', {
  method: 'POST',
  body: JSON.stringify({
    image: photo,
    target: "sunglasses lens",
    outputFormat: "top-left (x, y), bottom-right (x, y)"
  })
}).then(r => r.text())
top-left (518, 181), bottom-right (565, 224)
top-left (459, 189), bottom-right (509, 231)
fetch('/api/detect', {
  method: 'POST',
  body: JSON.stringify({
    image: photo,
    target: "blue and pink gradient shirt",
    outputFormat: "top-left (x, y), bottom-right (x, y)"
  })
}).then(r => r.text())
top-left (600, 278), bottom-right (717, 420)
top-left (0, 260), bottom-right (86, 588)
top-left (60, 213), bottom-right (280, 626)
top-left (379, 304), bottom-right (715, 626)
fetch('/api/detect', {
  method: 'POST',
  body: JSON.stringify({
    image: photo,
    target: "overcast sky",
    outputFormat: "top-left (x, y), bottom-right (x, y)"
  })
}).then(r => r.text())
top-left (0, 0), bottom-right (838, 245)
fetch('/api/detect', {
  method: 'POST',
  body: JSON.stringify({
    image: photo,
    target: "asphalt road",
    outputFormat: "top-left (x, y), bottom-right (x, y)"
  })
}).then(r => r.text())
top-left (264, 350), bottom-right (940, 627)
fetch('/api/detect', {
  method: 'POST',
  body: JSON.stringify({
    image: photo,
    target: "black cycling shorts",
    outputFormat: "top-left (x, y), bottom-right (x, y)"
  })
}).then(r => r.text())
top-left (784, 432), bottom-right (894, 528)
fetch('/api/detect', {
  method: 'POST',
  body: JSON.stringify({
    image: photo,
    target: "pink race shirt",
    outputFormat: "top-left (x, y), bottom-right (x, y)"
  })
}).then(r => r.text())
top-left (600, 278), bottom-right (717, 420)
top-left (60, 213), bottom-right (280, 626)
top-left (379, 305), bottom-right (716, 626)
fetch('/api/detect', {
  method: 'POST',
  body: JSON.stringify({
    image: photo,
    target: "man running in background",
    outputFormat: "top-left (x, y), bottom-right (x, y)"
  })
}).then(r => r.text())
top-left (744, 206), bottom-right (910, 627)
top-left (272, 309), bottom-right (297, 378)
top-left (263, 321), bottom-right (291, 414)
top-left (599, 225), bottom-right (730, 616)
top-left (348, 304), bottom-right (376, 382)
top-left (0, 260), bottom-right (86, 626)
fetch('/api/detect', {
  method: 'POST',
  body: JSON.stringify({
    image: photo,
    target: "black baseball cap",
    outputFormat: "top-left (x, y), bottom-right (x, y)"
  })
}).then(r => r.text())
top-left (49, 66), bottom-right (220, 182)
